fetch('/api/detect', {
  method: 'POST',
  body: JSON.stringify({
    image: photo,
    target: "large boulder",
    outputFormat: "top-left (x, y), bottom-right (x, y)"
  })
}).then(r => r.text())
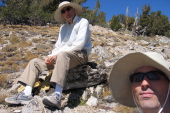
top-left (64, 62), bottom-right (107, 90)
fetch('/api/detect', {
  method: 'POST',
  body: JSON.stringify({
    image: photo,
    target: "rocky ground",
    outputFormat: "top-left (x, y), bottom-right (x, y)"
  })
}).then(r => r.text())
top-left (0, 24), bottom-right (170, 113)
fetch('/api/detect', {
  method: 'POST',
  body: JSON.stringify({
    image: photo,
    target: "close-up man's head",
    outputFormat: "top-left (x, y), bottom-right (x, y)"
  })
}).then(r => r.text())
top-left (109, 52), bottom-right (170, 112)
top-left (130, 65), bottom-right (169, 112)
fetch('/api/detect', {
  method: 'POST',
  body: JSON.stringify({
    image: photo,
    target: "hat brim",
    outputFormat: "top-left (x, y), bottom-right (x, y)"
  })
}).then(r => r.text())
top-left (109, 52), bottom-right (170, 107)
top-left (54, 3), bottom-right (82, 23)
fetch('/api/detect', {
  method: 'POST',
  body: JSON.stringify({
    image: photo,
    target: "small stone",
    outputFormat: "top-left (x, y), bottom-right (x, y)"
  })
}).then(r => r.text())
top-left (86, 96), bottom-right (98, 106)
top-left (14, 110), bottom-right (22, 113)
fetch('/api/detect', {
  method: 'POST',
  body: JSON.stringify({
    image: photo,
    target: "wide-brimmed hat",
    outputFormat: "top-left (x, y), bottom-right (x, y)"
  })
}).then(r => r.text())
top-left (109, 52), bottom-right (170, 107)
top-left (54, 1), bottom-right (83, 23)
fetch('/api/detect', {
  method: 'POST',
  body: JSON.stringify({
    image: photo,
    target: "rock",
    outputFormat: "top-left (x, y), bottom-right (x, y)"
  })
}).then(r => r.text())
top-left (64, 63), bottom-right (107, 90)
top-left (139, 40), bottom-right (149, 46)
top-left (86, 96), bottom-right (98, 106)
top-left (95, 85), bottom-right (103, 98)
top-left (22, 96), bottom-right (43, 113)
top-left (0, 109), bottom-right (9, 113)
top-left (82, 90), bottom-right (89, 101)
top-left (91, 46), bottom-right (113, 60)
top-left (14, 110), bottom-right (22, 113)
top-left (103, 95), bottom-right (115, 103)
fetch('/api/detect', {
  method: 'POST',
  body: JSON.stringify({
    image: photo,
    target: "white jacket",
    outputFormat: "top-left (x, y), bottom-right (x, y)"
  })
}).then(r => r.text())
top-left (48, 16), bottom-right (92, 56)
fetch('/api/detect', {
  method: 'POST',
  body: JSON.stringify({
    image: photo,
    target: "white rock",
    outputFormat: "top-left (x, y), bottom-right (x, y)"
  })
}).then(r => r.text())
top-left (86, 96), bottom-right (98, 106)
top-left (95, 85), bottom-right (103, 98)
top-left (14, 110), bottom-right (22, 113)
top-left (82, 90), bottom-right (88, 101)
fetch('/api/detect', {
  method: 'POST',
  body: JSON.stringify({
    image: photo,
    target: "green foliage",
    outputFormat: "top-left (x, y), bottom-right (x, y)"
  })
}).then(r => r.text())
top-left (126, 17), bottom-right (135, 30)
top-left (110, 16), bottom-right (122, 31)
top-left (81, 0), bottom-right (107, 27)
top-left (151, 12), bottom-right (170, 36)
top-left (142, 4), bottom-right (151, 15)
top-left (94, 0), bottom-right (100, 13)
top-left (139, 14), bottom-right (150, 28)
top-left (81, 8), bottom-right (96, 25)
top-left (118, 14), bottom-right (126, 24)
top-left (97, 11), bottom-right (107, 27)
top-left (0, 0), bottom-right (88, 25)
top-left (138, 4), bottom-right (170, 36)
top-left (0, 0), bottom-right (62, 25)
top-left (1, 0), bottom-right (30, 24)
top-left (72, 0), bottom-right (87, 5)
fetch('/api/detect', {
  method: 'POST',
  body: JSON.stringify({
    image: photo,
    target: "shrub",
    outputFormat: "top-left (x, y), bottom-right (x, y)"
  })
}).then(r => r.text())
top-left (0, 74), bottom-right (8, 88)
top-left (0, 92), bottom-right (9, 104)
top-left (25, 51), bottom-right (38, 61)
top-left (9, 35), bottom-right (20, 44)
top-left (2, 45), bottom-right (18, 52)
top-left (18, 41), bottom-right (32, 48)
top-left (114, 104), bottom-right (138, 113)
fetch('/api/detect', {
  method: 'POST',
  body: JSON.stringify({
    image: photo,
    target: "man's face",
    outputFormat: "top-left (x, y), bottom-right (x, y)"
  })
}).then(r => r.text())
top-left (61, 6), bottom-right (75, 23)
top-left (131, 66), bottom-right (169, 112)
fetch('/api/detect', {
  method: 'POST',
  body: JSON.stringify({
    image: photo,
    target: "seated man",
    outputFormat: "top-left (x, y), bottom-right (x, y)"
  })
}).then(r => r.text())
top-left (5, 1), bottom-right (92, 109)
top-left (109, 52), bottom-right (170, 113)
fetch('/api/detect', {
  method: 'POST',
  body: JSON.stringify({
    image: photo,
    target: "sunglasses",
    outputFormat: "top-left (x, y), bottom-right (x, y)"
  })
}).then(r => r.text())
top-left (61, 6), bottom-right (72, 14)
top-left (130, 71), bottom-right (166, 83)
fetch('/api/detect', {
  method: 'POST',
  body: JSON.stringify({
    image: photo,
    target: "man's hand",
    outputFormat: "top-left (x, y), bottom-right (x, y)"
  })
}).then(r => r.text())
top-left (45, 55), bottom-right (57, 65)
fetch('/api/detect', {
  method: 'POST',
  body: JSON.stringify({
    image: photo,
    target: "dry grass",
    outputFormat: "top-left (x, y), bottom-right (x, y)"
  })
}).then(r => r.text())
top-left (11, 63), bottom-right (19, 71)
top-left (0, 24), bottom-right (59, 37)
top-left (0, 60), bottom-right (14, 66)
top-left (0, 62), bottom-right (19, 72)
top-left (101, 86), bottom-right (138, 113)
top-left (102, 90), bottom-right (112, 98)
top-left (9, 35), bottom-right (20, 44)
top-left (0, 53), bottom-right (6, 61)
top-left (136, 35), bottom-right (150, 41)
top-left (32, 38), bottom-right (40, 43)
top-left (114, 34), bottom-right (136, 41)
top-left (21, 62), bottom-right (29, 69)
top-left (8, 53), bottom-right (23, 61)
top-left (18, 41), bottom-right (32, 47)
top-left (1, 40), bottom-right (8, 44)
top-left (37, 48), bottom-right (48, 54)
top-left (0, 92), bottom-right (9, 104)
top-left (0, 37), bottom-right (4, 42)
top-left (0, 74), bottom-right (11, 104)
top-left (0, 74), bottom-right (8, 88)
top-left (2, 44), bottom-right (18, 52)
top-left (92, 40), bottom-right (104, 47)
top-left (0, 25), bottom-right (59, 74)
top-left (24, 51), bottom-right (38, 61)
top-left (114, 104), bottom-right (138, 113)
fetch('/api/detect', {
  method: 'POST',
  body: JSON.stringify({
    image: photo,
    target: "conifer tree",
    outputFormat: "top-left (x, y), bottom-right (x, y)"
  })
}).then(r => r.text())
top-left (110, 15), bottom-right (122, 31)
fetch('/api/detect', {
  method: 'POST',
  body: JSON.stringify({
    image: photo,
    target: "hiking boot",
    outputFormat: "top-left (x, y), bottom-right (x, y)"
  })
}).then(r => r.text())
top-left (42, 92), bottom-right (61, 109)
top-left (5, 91), bottom-right (33, 104)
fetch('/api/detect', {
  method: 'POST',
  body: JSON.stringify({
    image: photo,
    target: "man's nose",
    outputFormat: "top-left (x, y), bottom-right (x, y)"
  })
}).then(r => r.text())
top-left (141, 76), bottom-right (150, 89)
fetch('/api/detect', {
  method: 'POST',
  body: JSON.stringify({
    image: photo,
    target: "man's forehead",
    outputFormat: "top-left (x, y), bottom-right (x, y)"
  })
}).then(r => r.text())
top-left (134, 66), bottom-right (158, 73)
top-left (62, 6), bottom-right (71, 9)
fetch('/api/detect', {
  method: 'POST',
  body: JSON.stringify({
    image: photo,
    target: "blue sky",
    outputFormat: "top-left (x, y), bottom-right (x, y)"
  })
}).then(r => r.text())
top-left (0, 0), bottom-right (5, 6)
top-left (82, 0), bottom-right (170, 21)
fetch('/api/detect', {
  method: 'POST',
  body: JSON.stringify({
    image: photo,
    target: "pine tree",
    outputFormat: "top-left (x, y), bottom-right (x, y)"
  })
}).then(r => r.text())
top-left (110, 15), bottom-right (122, 31)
